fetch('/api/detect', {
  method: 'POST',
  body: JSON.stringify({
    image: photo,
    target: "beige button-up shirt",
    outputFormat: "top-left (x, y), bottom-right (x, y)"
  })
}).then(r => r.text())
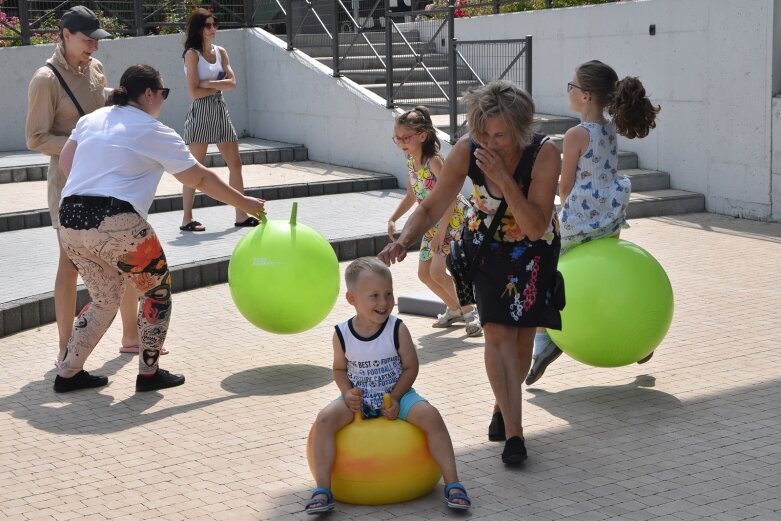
top-left (25, 44), bottom-right (107, 227)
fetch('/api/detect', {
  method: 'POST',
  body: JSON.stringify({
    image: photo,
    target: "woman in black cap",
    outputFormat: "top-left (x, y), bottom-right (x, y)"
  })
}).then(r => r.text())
top-left (25, 6), bottom-right (143, 367)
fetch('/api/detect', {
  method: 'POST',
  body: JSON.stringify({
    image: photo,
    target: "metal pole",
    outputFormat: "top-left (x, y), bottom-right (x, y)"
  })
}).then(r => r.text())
top-left (133, 0), bottom-right (144, 36)
top-left (447, 1), bottom-right (457, 143)
top-left (244, 0), bottom-right (256, 26)
top-left (18, 0), bottom-right (31, 46)
top-left (332, 0), bottom-right (341, 76)
top-left (286, 0), bottom-right (294, 50)
top-left (525, 34), bottom-right (532, 98)
top-left (384, 0), bottom-right (394, 108)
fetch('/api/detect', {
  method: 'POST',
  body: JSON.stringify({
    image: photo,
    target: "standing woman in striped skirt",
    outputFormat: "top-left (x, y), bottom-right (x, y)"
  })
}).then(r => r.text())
top-left (180, 8), bottom-right (258, 231)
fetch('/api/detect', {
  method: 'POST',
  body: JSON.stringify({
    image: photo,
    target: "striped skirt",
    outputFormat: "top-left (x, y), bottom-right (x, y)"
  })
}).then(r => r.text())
top-left (183, 91), bottom-right (238, 144)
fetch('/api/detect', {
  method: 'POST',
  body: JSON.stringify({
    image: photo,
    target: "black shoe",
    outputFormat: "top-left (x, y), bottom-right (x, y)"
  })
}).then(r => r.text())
top-left (501, 435), bottom-right (528, 464)
top-left (135, 368), bottom-right (185, 392)
top-left (53, 370), bottom-right (108, 393)
top-left (488, 410), bottom-right (505, 442)
top-left (525, 344), bottom-right (563, 386)
top-left (637, 351), bottom-right (655, 364)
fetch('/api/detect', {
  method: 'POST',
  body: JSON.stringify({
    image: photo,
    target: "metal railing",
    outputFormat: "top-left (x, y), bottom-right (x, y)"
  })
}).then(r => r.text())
top-left (284, 0), bottom-right (532, 142)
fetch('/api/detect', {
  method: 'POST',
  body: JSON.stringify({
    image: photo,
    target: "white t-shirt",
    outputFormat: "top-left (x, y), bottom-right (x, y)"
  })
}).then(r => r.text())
top-left (62, 105), bottom-right (197, 217)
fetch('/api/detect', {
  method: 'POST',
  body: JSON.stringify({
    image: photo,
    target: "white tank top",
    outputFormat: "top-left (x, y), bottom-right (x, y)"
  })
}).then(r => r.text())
top-left (184, 45), bottom-right (223, 81)
top-left (335, 316), bottom-right (403, 411)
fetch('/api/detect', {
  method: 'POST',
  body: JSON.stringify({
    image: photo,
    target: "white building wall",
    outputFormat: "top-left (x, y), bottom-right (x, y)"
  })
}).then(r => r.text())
top-left (0, 0), bottom-right (778, 220)
top-left (453, 0), bottom-right (776, 220)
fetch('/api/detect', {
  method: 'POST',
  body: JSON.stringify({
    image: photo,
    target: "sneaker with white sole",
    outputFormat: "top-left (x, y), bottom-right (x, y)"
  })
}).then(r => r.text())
top-left (432, 308), bottom-right (464, 328)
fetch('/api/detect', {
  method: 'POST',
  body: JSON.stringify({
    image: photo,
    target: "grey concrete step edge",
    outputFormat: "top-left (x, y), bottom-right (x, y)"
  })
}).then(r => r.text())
top-left (0, 174), bottom-right (399, 233)
top-left (0, 144), bottom-right (308, 184)
top-left (626, 190), bottom-right (705, 219)
top-left (0, 232), bottom-right (408, 339)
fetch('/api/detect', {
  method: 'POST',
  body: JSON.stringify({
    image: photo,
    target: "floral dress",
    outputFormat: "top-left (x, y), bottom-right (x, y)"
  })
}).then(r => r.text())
top-left (559, 120), bottom-right (630, 254)
top-left (408, 155), bottom-right (470, 261)
top-left (462, 134), bottom-right (564, 329)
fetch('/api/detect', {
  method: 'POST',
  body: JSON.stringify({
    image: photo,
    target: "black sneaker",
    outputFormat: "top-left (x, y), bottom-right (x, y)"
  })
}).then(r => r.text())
top-left (135, 368), bottom-right (185, 392)
top-left (501, 435), bottom-right (528, 465)
top-left (488, 410), bottom-right (505, 442)
top-left (53, 370), bottom-right (108, 393)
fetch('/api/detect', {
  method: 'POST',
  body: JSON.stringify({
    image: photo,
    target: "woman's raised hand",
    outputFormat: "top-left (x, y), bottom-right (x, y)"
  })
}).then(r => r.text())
top-left (474, 146), bottom-right (511, 185)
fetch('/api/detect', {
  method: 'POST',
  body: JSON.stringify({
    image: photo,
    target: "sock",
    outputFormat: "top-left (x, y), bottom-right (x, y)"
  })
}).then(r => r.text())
top-left (532, 332), bottom-right (551, 357)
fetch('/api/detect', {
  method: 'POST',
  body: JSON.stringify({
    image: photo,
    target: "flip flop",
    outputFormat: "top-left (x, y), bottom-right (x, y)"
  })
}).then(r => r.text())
top-left (304, 487), bottom-right (334, 514)
top-left (234, 216), bottom-right (260, 227)
top-left (444, 482), bottom-right (471, 510)
top-left (179, 220), bottom-right (206, 232)
top-left (119, 345), bottom-right (169, 355)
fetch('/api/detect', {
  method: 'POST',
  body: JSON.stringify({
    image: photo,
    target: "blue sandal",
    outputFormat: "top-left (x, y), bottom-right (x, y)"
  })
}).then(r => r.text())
top-left (444, 482), bottom-right (471, 510)
top-left (305, 487), bottom-right (334, 515)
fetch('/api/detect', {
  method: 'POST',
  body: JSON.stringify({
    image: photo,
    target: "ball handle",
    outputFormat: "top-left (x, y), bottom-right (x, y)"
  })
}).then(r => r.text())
top-left (350, 389), bottom-right (392, 423)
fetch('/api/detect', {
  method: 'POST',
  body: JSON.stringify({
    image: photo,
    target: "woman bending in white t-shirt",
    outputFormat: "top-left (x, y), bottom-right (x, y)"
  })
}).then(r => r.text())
top-left (55, 64), bottom-right (265, 394)
top-left (179, 8), bottom-right (255, 232)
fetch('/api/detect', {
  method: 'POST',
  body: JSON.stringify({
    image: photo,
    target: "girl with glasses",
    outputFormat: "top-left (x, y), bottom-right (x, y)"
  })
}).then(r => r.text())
top-left (386, 106), bottom-right (483, 338)
top-left (526, 60), bottom-right (661, 386)
top-left (53, 64), bottom-right (265, 394)
top-left (180, 8), bottom-right (256, 232)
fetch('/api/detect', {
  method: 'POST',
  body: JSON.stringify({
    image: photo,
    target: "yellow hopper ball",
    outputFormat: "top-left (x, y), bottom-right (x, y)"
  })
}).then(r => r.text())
top-left (307, 393), bottom-right (441, 505)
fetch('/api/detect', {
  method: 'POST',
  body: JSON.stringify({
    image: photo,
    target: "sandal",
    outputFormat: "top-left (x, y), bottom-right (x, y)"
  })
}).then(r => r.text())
top-left (179, 220), bottom-right (206, 232)
top-left (234, 216), bottom-right (260, 227)
top-left (463, 309), bottom-right (483, 337)
top-left (119, 345), bottom-right (169, 355)
top-left (305, 487), bottom-right (334, 515)
top-left (432, 308), bottom-right (463, 328)
top-left (443, 482), bottom-right (471, 510)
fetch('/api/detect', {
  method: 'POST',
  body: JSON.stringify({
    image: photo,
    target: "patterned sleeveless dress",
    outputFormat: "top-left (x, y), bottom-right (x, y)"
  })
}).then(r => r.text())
top-left (408, 155), bottom-right (470, 261)
top-left (462, 134), bottom-right (564, 329)
top-left (559, 120), bottom-right (630, 253)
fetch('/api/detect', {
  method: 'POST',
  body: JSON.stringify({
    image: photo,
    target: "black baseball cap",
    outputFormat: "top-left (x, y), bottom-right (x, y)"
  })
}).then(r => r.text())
top-left (59, 6), bottom-right (111, 40)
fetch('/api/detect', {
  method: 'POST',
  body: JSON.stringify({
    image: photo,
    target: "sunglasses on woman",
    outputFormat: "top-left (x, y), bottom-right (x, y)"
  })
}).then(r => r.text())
top-left (153, 87), bottom-right (170, 100)
top-left (204, 21), bottom-right (219, 29)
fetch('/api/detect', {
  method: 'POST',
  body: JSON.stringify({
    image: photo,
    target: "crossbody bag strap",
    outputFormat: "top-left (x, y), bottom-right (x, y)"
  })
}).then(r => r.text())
top-left (468, 135), bottom-right (546, 276)
top-left (45, 63), bottom-right (85, 117)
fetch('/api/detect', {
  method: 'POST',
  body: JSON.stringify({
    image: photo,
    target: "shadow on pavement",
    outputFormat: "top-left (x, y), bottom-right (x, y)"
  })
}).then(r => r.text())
top-left (221, 363), bottom-right (333, 396)
top-left (0, 355), bottom-right (240, 435)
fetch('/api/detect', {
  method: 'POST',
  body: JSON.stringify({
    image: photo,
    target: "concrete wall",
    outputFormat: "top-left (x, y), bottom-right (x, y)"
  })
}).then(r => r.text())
top-left (0, 29), bottom-right (248, 150)
top-left (774, 0), bottom-right (781, 96)
top-left (454, 0), bottom-right (777, 220)
top-left (773, 97), bottom-right (781, 221)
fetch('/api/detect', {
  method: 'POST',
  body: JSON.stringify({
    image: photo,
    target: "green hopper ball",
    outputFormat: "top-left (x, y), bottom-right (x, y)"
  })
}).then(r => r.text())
top-left (547, 237), bottom-right (673, 367)
top-left (228, 203), bottom-right (340, 334)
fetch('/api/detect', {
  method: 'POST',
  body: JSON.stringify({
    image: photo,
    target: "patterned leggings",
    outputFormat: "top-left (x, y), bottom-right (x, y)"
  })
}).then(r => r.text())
top-left (57, 196), bottom-right (171, 378)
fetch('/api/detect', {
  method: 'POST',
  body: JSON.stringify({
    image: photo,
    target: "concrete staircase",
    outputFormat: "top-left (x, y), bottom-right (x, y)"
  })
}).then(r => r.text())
top-left (295, 33), bottom-right (706, 220)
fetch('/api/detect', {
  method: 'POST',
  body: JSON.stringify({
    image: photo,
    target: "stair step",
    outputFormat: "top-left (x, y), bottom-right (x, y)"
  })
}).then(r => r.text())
top-left (315, 52), bottom-right (450, 69)
top-left (0, 138), bottom-right (306, 184)
top-left (341, 66), bottom-right (476, 84)
top-left (0, 189), bottom-right (412, 338)
top-left (294, 29), bottom-right (417, 47)
top-left (295, 40), bottom-right (435, 59)
top-left (0, 162), bottom-right (397, 232)
top-left (626, 189), bottom-right (706, 218)
top-left (365, 79), bottom-right (481, 99)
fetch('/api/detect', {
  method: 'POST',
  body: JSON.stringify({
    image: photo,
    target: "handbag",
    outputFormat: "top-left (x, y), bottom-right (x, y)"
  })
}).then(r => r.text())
top-left (446, 135), bottom-right (544, 307)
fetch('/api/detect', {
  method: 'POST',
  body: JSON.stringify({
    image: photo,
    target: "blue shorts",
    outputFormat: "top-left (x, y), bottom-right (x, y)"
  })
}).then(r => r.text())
top-left (337, 387), bottom-right (426, 421)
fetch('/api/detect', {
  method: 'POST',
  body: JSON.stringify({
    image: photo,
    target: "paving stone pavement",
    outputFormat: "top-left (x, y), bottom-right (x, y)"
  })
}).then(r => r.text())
top-left (1, 212), bottom-right (780, 521)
